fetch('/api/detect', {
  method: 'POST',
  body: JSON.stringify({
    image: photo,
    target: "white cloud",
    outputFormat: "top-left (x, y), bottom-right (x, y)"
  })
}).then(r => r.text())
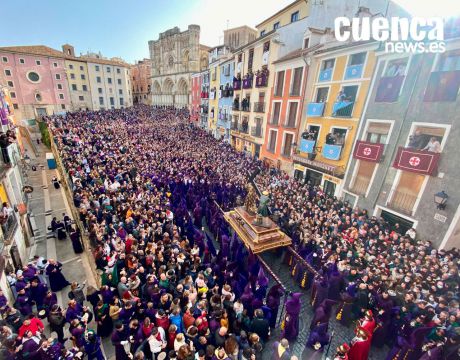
top-left (392, 0), bottom-right (460, 18)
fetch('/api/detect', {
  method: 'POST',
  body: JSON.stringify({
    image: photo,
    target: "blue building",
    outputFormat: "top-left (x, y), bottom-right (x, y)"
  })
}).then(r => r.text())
top-left (217, 58), bottom-right (234, 142)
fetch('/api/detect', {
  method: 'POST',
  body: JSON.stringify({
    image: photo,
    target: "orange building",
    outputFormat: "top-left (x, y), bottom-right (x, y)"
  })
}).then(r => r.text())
top-left (260, 49), bottom-right (307, 171)
top-left (131, 59), bottom-right (151, 105)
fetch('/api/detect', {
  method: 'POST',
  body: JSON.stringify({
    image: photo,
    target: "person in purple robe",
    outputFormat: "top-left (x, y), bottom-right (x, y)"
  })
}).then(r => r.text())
top-left (254, 268), bottom-right (269, 300)
top-left (111, 323), bottom-right (130, 360)
top-left (16, 287), bottom-right (33, 316)
top-left (15, 274), bottom-right (29, 293)
top-left (29, 279), bottom-right (48, 311)
top-left (69, 319), bottom-right (86, 348)
top-left (46, 259), bottom-right (70, 292)
top-left (306, 322), bottom-right (330, 358)
top-left (310, 299), bottom-right (337, 330)
top-left (66, 300), bottom-right (83, 322)
top-left (385, 326), bottom-right (432, 360)
top-left (240, 284), bottom-right (253, 311)
top-left (39, 338), bottom-right (64, 360)
top-left (372, 291), bottom-right (394, 348)
top-left (266, 284), bottom-right (284, 328)
top-left (43, 290), bottom-right (58, 316)
top-left (20, 330), bottom-right (41, 360)
top-left (0, 288), bottom-right (8, 309)
top-left (22, 264), bottom-right (39, 283)
top-left (311, 277), bottom-right (329, 310)
top-left (282, 292), bottom-right (302, 341)
top-left (327, 268), bottom-right (344, 301)
top-left (335, 289), bottom-right (355, 327)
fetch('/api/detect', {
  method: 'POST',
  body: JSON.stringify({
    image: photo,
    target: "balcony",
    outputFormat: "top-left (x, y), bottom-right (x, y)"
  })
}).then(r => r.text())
top-left (322, 144), bottom-right (343, 160)
top-left (231, 122), bottom-right (239, 131)
top-left (201, 91), bottom-right (209, 99)
top-left (241, 101), bottom-right (251, 112)
top-left (332, 101), bottom-right (355, 117)
top-left (242, 77), bottom-right (253, 89)
top-left (306, 102), bottom-right (325, 117)
top-left (319, 68), bottom-right (333, 82)
top-left (239, 124), bottom-right (249, 134)
top-left (350, 176), bottom-right (370, 196)
top-left (255, 70), bottom-right (269, 88)
top-left (233, 79), bottom-right (242, 90)
top-left (387, 189), bottom-right (418, 215)
top-left (232, 102), bottom-right (240, 111)
top-left (1, 215), bottom-right (18, 246)
top-left (253, 102), bottom-right (265, 113)
top-left (251, 126), bottom-right (263, 138)
top-left (344, 64), bottom-right (364, 80)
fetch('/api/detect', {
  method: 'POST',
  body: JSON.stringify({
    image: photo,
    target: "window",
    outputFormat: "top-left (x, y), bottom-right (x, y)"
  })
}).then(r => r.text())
top-left (263, 41), bottom-right (270, 52)
top-left (82, 85), bottom-right (87, 91)
top-left (13, 104), bottom-right (18, 110)
top-left (80, 65), bottom-right (84, 71)
top-left (57, 84), bottom-right (63, 90)
top-left (384, 58), bottom-right (408, 77)
top-left (315, 87), bottom-right (329, 102)
top-left (117, 79), bottom-right (121, 85)
top-left (307, 125), bottom-right (320, 141)
top-left (120, 98), bottom-right (124, 105)
top-left (283, 133), bottom-right (294, 156)
top-left (55, 74), bottom-right (61, 80)
top-left (98, 88), bottom-right (103, 94)
top-left (245, 48), bottom-right (253, 73)
top-left (389, 171), bottom-right (425, 214)
top-left (19, 58), bottom-right (25, 64)
top-left (291, 11), bottom-right (299, 22)
top-left (61, 104), bottom-right (66, 110)
top-left (108, 78), bottom-right (112, 84)
top-left (260, 30), bottom-right (266, 37)
top-left (407, 125), bottom-right (445, 152)
top-left (424, 51), bottom-right (460, 102)
top-left (286, 102), bottom-right (298, 127)
top-left (58, 93), bottom-right (64, 100)
top-left (10, 92), bottom-right (16, 98)
top-left (99, 97), bottom-right (104, 105)
top-left (95, 65), bottom-right (100, 71)
top-left (36, 93), bottom-right (42, 102)
top-left (275, 71), bottom-right (285, 96)
top-left (2, 56), bottom-right (8, 63)
top-left (36, 60), bottom-right (41, 65)
top-left (268, 130), bottom-right (277, 152)
top-left (53, 62), bottom-right (58, 67)
top-left (376, 58), bottom-right (409, 102)
top-left (109, 88), bottom-right (113, 94)
top-left (438, 50), bottom-right (460, 71)
top-left (333, 85), bottom-right (358, 117)
top-left (106, 67), bottom-right (111, 72)
top-left (79, 96), bottom-right (84, 101)
top-left (366, 122), bottom-right (391, 145)
top-left (303, 38), bottom-right (310, 49)
top-left (70, 73), bottom-right (75, 79)
top-left (322, 59), bottom-right (335, 70)
top-left (119, 89), bottom-right (123, 95)
top-left (4, 69), bottom-right (11, 76)
top-left (117, 68), bottom-right (120, 74)
top-left (81, 74), bottom-right (85, 80)
top-left (110, 97), bottom-right (114, 105)
top-left (7, 81), bottom-right (14, 87)
top-left (271, 102), bottom-right (281, 125)
top-left (351, 161), bottom-right (376, 195)
top-left (290, 67), bottom-right (303, 95)
top-left (97, 76), bottom-right (101, 83)
top-left (273, 22), bottom-right (280, 30)
top-left (71, 84), bottom-right (77, 91)
top-left (27, 71), bottom-right (40, 83)
top-left (69, 64), bottom-right (74, 69)
top-left (330, 128), bottom-right (347, 146)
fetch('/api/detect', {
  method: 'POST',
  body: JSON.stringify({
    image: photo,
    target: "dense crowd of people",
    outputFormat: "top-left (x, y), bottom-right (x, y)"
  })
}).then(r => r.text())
top-left (0, 105), bottom-right (458, 360)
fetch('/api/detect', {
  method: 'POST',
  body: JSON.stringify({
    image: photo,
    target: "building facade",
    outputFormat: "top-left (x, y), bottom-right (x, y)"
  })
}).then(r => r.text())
top-left (131, 59), bottom-right (152, 105)
top-left (342, 36), bottom-right (460, 249)
top-left (294, 41), bottom-right (377, 197)
top-left (190, 72), bottom-right (201, 122)
top-left (63, 45), bottom-right (93, 111)
top-left (217, 58), bottom-right (234, 142)
top-left (149, 25), bottom-right (209, 107)
top-left (0, 46), bottom-right (70, 120)
top-left (200, 70), bottom-right (210, 129)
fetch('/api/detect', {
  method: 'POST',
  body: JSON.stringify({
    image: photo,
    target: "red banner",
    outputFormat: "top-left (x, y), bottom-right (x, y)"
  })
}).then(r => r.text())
top-left (392, 147), bottom-right (440, 175)
top-left (353, 141), bottom-right (384, 162)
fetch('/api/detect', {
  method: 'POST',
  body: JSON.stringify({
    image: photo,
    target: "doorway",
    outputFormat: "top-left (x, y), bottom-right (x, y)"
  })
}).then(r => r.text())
top-left (380, 209), bottom-right (414, 234)
top-left (36, 108), bottom-right (47, 118)
top-left (324, 180), bottom-right (336, 197)
top-left (305, 169), bottom-right (322, 186)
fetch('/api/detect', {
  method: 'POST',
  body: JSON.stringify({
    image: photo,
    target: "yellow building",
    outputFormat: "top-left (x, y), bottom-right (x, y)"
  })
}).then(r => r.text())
top-left (231, 0), bottom-right (309, 158)
top-left (294, 41), bottom-right (378, 196)
top-left (256, 0), bottom-right (308, 37)
top-left (63, 45), bottom-right (93, 111)
top-left (208, 60), bottom-right (220, 136)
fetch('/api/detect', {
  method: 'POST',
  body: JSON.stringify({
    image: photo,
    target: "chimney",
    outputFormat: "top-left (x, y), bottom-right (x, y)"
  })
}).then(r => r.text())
top-left (62, 44), bottom-right (75, 57)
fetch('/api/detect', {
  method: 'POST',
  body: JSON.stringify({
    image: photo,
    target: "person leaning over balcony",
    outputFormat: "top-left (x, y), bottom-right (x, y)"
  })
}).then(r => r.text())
top-left (422, 137), bottom-right (441, 153)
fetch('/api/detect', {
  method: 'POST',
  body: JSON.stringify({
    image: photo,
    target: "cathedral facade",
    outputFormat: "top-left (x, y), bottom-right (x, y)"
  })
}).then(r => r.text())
top-left (149, 25), bottom-right (209, 107)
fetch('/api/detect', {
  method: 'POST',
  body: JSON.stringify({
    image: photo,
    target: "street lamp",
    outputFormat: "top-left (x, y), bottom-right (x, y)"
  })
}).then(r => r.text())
top-left (434, 191), bottom-right (448, 210)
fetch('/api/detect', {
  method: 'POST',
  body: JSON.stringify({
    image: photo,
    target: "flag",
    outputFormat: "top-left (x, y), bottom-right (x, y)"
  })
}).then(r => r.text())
top-left (299, 139), bottom-right (316, 154)
top-left (424, 71), bottom-right (460, 102)
top-left (353, 141), bottom-right (384, 162)
top-left (392, 147), bottom-right (440, 175)
top-left (322, 144), bottom-right (342, 160)
top-left (306, 102), bottom-right (325, 117)
top-left (205, 232), bottom-right (217, 256)
top-left (375, 76), bottom-right (404, 102)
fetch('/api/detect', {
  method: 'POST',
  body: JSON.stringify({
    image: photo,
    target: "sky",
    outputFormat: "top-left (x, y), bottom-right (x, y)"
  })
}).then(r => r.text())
top-left (1, 0), bottom-right (459, 64)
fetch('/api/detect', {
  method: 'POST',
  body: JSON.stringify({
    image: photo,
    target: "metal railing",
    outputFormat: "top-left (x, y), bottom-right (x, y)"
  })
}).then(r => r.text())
top-left (239, 124), bottom-right (249, 134)
top-left (241, 102), bottom-right (251, 112)
top-left (231, 122), bottom-right (239, 130)
top-left (350, 177), bottom-right (370, 196)
top-left (253, 102), bottom-right (265, 113)
top-left (387, 189), bottom-right (418, 215)
top-left (232, 103), bottom-right (240, 111)
top-left (332, 101), bottom-right (355, 117)
top-left (1, 214), bottom-right (18, 244)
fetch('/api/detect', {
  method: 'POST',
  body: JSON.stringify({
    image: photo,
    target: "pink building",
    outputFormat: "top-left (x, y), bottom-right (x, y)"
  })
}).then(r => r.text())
top-left (0, 46), bottom-right (70, 120)
top-left (131, 59), bottom-right (151, 105)
top-left (190, 73), bottom-right (201, 122)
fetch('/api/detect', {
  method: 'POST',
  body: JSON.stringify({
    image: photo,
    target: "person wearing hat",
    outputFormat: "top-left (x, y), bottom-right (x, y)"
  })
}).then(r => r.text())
top-left (84, 329), bottom-right (105, 360)
top-left (333, 343), bottom-right (350, 360)
top-left (348, 327), bottom-right (371, 360)
top-left (358, 310), bottom-right (376, 339)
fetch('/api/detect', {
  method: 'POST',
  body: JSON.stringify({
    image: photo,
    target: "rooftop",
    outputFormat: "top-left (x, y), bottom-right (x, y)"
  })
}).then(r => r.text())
top-left (255, 0), bottom-right (304, 28)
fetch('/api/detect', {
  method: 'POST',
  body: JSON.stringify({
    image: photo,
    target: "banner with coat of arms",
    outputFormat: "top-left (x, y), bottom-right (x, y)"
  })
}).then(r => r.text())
top-left (392, 147), bottom-right (440, 175)
top-left (353, 140), bottom-right (384, 162)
